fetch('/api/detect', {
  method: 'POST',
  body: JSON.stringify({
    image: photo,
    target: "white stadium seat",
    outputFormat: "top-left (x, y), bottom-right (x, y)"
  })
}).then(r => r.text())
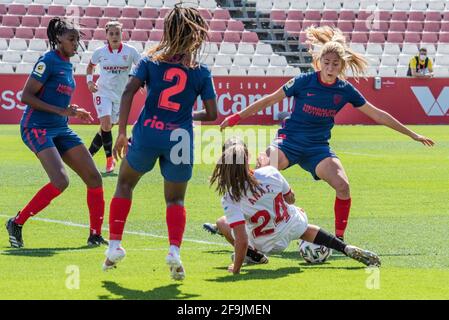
top-left (53, 0), bottom-right (71, 5)
top-left (88, 40), bottom-right (105, 52)
top-left (393, 0), bottom-right (411, 11)
top-left (367, 66), bottom-right (378, 76)
top-left (342, 0), bottom-right (360, 10)
top-left (266, 66), bottom-right (284, 76)
top-left (350, 43), bottom-right (366, 54)
top-left (377, 0), bottom-right (394, 10)
top-left (34, 0), bottom-right (51, 4)
top-left (233, 56), bottom-right (251, 67)
top-left (214, 55), bottom-right (232, 67)
top-left (199, 0), bottom-right (217, 10)
top-left (23, 51), bottom-right (42, 64)
top-left (146, 0), bottom-right (163, 7)
top-left (127, 41), bottom-right (144, 53)
top-left (307, 1), bottom-right (324, 9)
top-left (381, 55), bottom-right (398, 66)
top-left (434, 68), bottom-right (449, 77)
top-left (15, 63), bottom-right (34, 74)
top-left (402, 44), bottom-right (419, 55)
top-left (436, 44), bottom-right (449, 55)
top-left (75, 64), bottom-right (88, 75)
top-left (237, 43), bottom-right (255, 55)
top-left (2, 51), bottom-right (22, 63)
top-left (9, 39), bottom-right (28, 52)
top-left (0, 39), bottom-right (8, 52)
top-left (366, 43), bottom-right (383, 55)
top-left (28, 39), bottom-right (48, 52)
top-left (128, 0), bottom-right (146, 6)
top-left (247, 66), bottom-right (266, 76)
top-left (435, 55), bottom-right (449, 66)
top-left (360, 0), bottom-right (377, 9)
top-left (0, 64), bottom-right (15, 74)
top-left (384, 44), bottom-right (401, 55)
top-left (284, 66), bottom-right (301, 77)
top-left (270, 55), bottom-right (288, 67)
top-left (81, 52), bottom-right (94, 64)
top-left (396, 66), bottom-right (408, 77)
top-left (70, 54), bottom-right (81, 64)
top-left (13, 0), bottom-right (32, 3)
top-left (200, 55), bottom-right (215, 66)
top-left (252, 55), bottom-right (270, 67)
top-left (256, 0), bottom-right (273, 12)
top-left (410, 0), bottom-right (427, 11)
top-left (325, 0), bottom-right (342, 9)
top-left (201, 42), bottom-right (219, 55)
top-left (428, 0), bottom-right (445, 11)
top-left (211, 66), bottom-right (228, 76)
top-left (273, 0), bottom-right (290, 10)
top-left (398, 54), bottom-right (413, 66)
top-left (72, 0), bottom-right (90, 5)
top-left (290, 0), bottom-right (307, 10)
top-left (219, 43), bottom-right (237, 55)
top-left (365, 55), bottom-right (381, 66)
top-left (229, 66), bottom-right (247, 76)
top-left (378, 66), bottom-right (397, 77)
top-left (91, 0), bottom-right (107, 5)
top-left (255, 43), bottom-right (273, 55)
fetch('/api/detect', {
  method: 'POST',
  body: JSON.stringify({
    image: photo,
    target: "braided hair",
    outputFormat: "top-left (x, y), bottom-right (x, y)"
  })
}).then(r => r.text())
top-left (148, 4), bottom-right (209, 68)
top-left (47, 17), bottom-right (82, 51)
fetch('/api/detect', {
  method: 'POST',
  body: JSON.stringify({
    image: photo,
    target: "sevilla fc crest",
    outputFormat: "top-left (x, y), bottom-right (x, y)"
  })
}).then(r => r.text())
top-left (122, 55), bottom-right (128, 61)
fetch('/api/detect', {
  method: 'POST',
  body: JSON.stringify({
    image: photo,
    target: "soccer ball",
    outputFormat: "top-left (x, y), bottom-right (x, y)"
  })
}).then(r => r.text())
top-left (299, 241), bottom-right (332, 264)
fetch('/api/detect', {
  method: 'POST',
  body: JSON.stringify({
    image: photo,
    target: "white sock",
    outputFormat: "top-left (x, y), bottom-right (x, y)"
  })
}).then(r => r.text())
top-left (109, 240), bottom-right (121, 251)
top-left (169, 245), bottom-right (180, 256)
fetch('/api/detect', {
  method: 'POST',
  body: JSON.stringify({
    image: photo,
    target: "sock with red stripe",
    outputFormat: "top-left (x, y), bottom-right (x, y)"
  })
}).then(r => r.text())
top-left (166, 205), bottom-right (186, 248)
top-left (87, 187), bottom-right (105, 235)
top-left (109, 197), bottom-right (132, 240)
top-left (334, 197), bottom-right (351, 238)
top-left (15, 183), bottom-right (62, 225)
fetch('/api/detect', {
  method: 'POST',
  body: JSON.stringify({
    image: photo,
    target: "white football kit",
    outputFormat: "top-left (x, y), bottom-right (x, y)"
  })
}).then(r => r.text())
top-left (222, 166), bottom-right (308, 255)
top-left (90, 43), bottom-right (141, 123)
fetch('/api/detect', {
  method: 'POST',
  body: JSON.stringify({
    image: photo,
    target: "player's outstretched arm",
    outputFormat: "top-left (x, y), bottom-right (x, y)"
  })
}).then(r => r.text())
top-left (220, 87), bottom-right (286, 130)
top-left (21, 77), bottom-right (77, 117)
top-left (113, 76), bottom-right (142, 160)
top-left (86, 62), bottom-right (98, 93)
top-left (229, 224), bottom-right (248, 274)
top-left (358, 102), bottom-right (435, 147)
top-left (193, 99), bottom-right (217, 122)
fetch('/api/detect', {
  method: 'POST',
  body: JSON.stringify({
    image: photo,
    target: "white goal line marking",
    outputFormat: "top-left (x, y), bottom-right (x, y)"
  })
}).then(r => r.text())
top-left (0, 214), bottom-right (227, 247)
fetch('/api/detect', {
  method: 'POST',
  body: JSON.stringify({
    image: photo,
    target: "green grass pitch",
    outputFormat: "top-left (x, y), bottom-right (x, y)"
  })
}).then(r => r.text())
top-left (0, 124), bottom-right (448, 300)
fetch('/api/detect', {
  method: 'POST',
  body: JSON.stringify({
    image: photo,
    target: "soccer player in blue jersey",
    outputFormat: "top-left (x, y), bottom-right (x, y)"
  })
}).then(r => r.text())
top-left (220, 26), bottom-right (434, 240)
top-left (103, 6), bottom-right (218, 280)
top-left (5, 18), bottom-right (108, 248)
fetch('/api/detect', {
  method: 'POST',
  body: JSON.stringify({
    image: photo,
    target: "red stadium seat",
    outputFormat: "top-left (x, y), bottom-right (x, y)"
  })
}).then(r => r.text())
top-left (322, 10), bottom-right (338, 21)
top-left (368, 32), bottom-right (386, 43)
top-left (337, 21), bottom-right (354, 32)
top-left (228, 20), bottom-right (245, 32)
top-left (80, 28), bottom-right (93, 40)
top-left (423, 22), bottom-right (440, 33)
top-left (223, 31), bottom-right (241, 43)
top-left (298, 32), bottom-right (308, 44)
top-left (304, 10), bottom-right (321, 21)
top-left (199, 8), bottom-right (213, 20)
top-left (48, 5), bottom-right (65, 16)
top-left (377, 11), bottom-right (391, 21)
top-left (404, 32), bottom-right (422, 43)
top-left (104, 7), bottom-right (121, 18)
top-left (339, 10), bottom-right (355, 21)
top-left (66, 6), bottom-right (84, 17)
top-left (135, 18), bottom-right (154, 30)
top-left (41, 16), bottom-right (55, 28)
top-left (354, 20), bottom-right (370, 32)
top-left (408, 12), bottom-right (425, 22)
top-left (34, 27), bottom-right (48, 39)
top-left (241, 31), bottom-right (259, 43)
top-left (386, 32), bottom-right (404, 43)
top-left (391, 11), bottom-right (408, 21)
top-left (80, 17), bottom-right (98, 29)
top-left (390, 21), bottom-right (406, 32)
top-left (159, 8), bottom-right (170, 19)
top-left (121, 30), bottom-right (130, 41)
top-left (408, 22), bottom-right (424, 32)
top-left (93, 29), bottom-right (107, 41)
top-left (22, 16), bottom-right (41, 28)
top-left (118, 18), bottom-right (135, 30)
top-left (374, 21), bottom-right (389, 32)
top-left (439, 33), bottom-right (449, 43)
top-left (421, 32), bottom-right (438, 43)
top-left (3, 15), bottom-right (21, 27)
top-left (131, 30), bottom-right (149, 41)
top-left (149, 30), bottom-right (162, 42)
top-left (441, 22), bottom-right (449, 32)
top-left (207, 31), bottom-right (223, 43)
top-left (85, 7), bottom-right (103, 18)
top-left (209, 20), bottom-right (227, 31)
top-left (27, 4), bottom-right (45, 16)
top-left (284, 21), bottom-right (302, 35)
top-left (425, 12), bottom-right (442, 22)
top-left (320, 20), bottom-right (337, 28)
top-left (98, 18), bottom-right (110, 28)
top-left (122, 7), bottom-right (139, 18)
top-left (0, 4), bottom-right (6, 15)
top-left (286, 10), bottom-right (303, 21)
top-left (351, 32), bottom-right (369, 43)
top-left (154, 18), bottom-right (165, 30)
top-left (0, 27), bottom-right (14, 39)
top-left (8, 4), bottom-right (27, 15)
top-left (213, 8), bottom-right (231, 20)
top-left (141, 8), bottom-right (158, 19)
top-left (271, 10), bottom-right (287, 27)
top-left (15, 28), bottom-right (34, 39)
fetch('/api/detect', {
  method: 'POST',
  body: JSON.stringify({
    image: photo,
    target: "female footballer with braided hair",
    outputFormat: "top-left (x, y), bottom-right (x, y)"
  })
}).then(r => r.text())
top-left (220, 26), bottom-right (434, 241)
top-left (103, 5), bottom-right (217, 281)
top-left (6, 18), bottom-right (108, 248)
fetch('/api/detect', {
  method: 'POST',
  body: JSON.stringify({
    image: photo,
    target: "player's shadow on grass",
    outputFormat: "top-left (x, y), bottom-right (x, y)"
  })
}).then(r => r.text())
top-left (1, 245), bottom-right (92, 258)
top-left (99, 281), bottom-right (200, 300)
top-left (207, 266), bottom-right (302, 283)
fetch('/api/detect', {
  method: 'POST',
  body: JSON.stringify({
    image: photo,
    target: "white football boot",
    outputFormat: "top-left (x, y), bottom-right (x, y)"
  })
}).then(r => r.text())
top-left (166, 251), bottom-right (185, 281)
top-left (103, 246), bottom-right (126, 271)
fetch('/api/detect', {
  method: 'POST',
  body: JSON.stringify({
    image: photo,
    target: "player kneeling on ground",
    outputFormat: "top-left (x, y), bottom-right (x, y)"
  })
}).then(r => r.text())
top-left (205, 138), bottom-right (380, 274)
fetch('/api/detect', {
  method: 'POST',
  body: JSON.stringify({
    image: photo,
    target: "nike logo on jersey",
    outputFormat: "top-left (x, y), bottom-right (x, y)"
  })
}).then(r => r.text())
top-left (307, 93), bottom-right (316, 97)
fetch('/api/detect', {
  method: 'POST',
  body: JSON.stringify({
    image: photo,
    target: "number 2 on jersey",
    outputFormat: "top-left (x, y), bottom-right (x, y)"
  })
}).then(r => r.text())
top-left (251, 193), bottom-right (291, 238)
top-left (158, 68), bottom-right (187, 112)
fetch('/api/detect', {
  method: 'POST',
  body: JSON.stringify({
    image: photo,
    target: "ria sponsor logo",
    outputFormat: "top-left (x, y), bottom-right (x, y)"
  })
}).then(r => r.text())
top-left (1, 90), bottom-right (26, 111)
top-left (411, 86), bottom-right (449, 116)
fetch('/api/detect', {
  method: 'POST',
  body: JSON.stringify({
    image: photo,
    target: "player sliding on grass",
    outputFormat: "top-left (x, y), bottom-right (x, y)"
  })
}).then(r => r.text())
top-left (205, 138), bottom-right (381, 274)
top-left (6, 18), bottom-right (108, 248)
top-left (220, 26), bottom-right (435, 241)
top-left (103, 5), bottom-right (217, 280)
top-left (86, 21), bottom-right (141, 174)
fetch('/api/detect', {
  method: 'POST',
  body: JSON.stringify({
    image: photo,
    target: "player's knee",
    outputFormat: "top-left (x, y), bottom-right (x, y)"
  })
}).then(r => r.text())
top-left (335, 179), bottom-right (350, 196)
top-left (216, 216), bottom-right (228, 231)
top-left (101, 123), bottom-right (112, 132)
top-left (86, 170), bottom-right (102, 188)
top-left (53, 176), bottom-right (69, 192)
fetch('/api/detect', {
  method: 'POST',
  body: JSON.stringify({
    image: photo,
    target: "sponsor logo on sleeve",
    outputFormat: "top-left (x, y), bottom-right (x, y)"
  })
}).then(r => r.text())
top-left (284, 78), bottom-right (295, 89)
top-left (33, 62), bottom-right (46, 77)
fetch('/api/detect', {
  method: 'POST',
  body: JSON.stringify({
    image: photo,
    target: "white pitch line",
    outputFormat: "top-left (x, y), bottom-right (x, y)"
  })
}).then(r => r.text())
top-left (0, 214), bottom-right (227, 247)
top-left (339, 151), bottom-right (385, 157)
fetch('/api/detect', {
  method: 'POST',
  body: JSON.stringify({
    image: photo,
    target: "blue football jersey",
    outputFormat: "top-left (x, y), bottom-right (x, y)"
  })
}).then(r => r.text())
top-left (280, 71), bottom-right (366, 146)
top-left (131, 57), bottom-right (216, 148)
top-left (21, 50), bottom-right (76, 128)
